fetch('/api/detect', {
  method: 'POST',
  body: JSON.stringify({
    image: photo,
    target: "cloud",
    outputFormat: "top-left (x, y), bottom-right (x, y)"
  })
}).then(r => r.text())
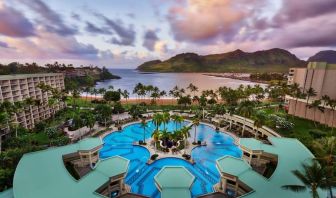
top-left (71, 13), bottom-right (81, 21)
top-left (154, 40), bottom-right (168, 54)
top-left (143, 30), bottom-right (159, 51)
top-left (271, 13), bottom-right (336, 48)
top-left (0, 40), bottom-right (9, 48)
top-left (85, 21), bottom-right (112, 35)
top-left (164, 0), bottom-right (336, 59)
top-left (17, 0), bottom-right (77, 36)
top-left (167, 0), bottom-right (263, 44)
top-left (94, 13), bottom-right (136, 46)
top-left (0, 4), bottom-right (35, 37)
top-left (1, 29), bottom-right (102, 60)
top-left (272, 0), bottom-right (336, 27)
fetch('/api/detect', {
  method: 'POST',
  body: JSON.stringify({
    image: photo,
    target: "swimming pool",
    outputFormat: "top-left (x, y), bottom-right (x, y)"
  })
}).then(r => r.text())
top-left (100, 120), bottom-right (242, 198)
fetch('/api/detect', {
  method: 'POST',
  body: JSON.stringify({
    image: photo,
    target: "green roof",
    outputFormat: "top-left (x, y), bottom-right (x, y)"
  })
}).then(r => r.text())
top-left (216, 156), bottom-right (251, 176)
top-left (161, 189), bottom-right (191, 198)
top-left (78, 138), bottom-right (103, 151)
top-left (155, 166), bottom-right (195, 188)
top-left (94, 156), bottom-right (129, 178)
top-left (239, 138), bottom-right (263, 151)
top-left (13, 138), bottom-right (129, 198)
top-left (155, 166), bottom-right (195, 198)
top-left (216, 137), bottom-right (326, 198)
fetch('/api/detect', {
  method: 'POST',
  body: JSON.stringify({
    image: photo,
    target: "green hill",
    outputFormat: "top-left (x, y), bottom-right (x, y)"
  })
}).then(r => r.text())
top-left (137, 48), bottom-right (306, 73)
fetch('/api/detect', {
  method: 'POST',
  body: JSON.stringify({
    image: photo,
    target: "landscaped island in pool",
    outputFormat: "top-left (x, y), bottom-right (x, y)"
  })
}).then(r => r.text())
top-left (99, 121), bottom-right (242, 198)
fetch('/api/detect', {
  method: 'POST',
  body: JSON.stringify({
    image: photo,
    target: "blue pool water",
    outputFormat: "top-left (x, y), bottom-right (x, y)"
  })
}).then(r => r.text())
top-left (100, 121), bottom-right (242, 198)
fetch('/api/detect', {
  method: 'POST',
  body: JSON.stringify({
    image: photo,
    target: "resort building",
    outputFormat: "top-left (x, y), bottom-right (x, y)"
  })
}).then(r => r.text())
top-left (2, 123), bottom-right (329, 198)
top-left (0, 73), bottom-right (65, 130)
top-left (154, 166), bottom-right (195, 198)
top-left (11, 138), bottom-right (132, 198)
top-left (287, 62), bottom-right (336, 127)
top-left (215, 137), bottom-right (318, 198)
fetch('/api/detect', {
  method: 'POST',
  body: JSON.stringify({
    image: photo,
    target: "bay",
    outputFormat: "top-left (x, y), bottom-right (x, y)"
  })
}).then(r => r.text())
top-left (94, 69), bottom-right (265, 98)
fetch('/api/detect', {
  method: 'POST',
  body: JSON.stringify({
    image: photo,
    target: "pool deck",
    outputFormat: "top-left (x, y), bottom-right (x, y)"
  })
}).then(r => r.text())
top-left (11, 116), bottom-right (326, 198)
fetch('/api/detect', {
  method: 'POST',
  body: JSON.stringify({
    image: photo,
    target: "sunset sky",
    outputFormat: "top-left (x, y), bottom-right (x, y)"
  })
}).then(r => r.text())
top-left (0, 0), bottom-right (335, 68)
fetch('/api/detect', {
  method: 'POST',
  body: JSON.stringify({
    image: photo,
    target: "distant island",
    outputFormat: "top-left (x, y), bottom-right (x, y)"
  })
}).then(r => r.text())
top-left (0, 62), bottom-right (121, 88)
top-left (137, 48), bottom-right (306, 73)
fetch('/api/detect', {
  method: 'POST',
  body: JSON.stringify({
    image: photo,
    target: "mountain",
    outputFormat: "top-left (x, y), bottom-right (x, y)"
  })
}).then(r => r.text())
top-left (137, 48), bottom-right (306, 73)
top-left (308, 50), bottom-right (336, 64)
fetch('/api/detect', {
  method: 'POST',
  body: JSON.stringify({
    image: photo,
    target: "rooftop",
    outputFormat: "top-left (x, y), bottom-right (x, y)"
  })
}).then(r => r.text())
top-left (78, 138), bottom-right (103, 151)
top-left (216, 156), bottom-right (251, 177)
top-left (154, 166), bottom-right (195, 198)
top-left (216, 137), bottom-right (326, 198)
top-left (0, 73), bottom-right (63, 80)
top-left (239, 138), bottom-right (263, 151)
top-left (13, 137), bottom-right (129, 198)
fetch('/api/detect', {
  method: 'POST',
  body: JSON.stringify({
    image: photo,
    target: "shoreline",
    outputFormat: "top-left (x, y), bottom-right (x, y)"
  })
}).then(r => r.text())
top-left (80, 96), bottom-right (178, 105)
top-left (202, 73), bottom-right (269, 84)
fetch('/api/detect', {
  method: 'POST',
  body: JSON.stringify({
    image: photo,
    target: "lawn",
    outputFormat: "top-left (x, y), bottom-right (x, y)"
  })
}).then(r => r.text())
top-left (260, 107), bottom-right (334, 148)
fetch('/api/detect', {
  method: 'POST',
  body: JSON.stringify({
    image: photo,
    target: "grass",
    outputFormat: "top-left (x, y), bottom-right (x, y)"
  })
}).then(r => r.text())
top-left (260, 107), bottom-right (334, 148)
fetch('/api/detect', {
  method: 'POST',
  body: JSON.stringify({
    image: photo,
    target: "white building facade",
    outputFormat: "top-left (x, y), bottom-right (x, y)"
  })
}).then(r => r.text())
top-left (0, 73), bottom-right (65, 130)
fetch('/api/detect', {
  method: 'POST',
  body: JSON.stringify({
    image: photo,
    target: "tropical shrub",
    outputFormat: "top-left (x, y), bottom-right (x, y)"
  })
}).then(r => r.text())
top-left (151, 154), bottom-right (159, 160)
top-left (268, 115), bottom-right (294, 131)
top-left (182, 154), bottom-right (191, 160)
top-left (45, 127), bottom-right (58, 138)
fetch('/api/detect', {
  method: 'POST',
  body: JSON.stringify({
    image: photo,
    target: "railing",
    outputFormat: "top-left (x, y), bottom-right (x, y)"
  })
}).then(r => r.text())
top-left (216, 114), bottom-right (281, 138)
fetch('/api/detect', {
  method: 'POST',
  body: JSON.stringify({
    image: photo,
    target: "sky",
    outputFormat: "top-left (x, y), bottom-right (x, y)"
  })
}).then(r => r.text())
top-left (0, 0), bottom-right (335, 68)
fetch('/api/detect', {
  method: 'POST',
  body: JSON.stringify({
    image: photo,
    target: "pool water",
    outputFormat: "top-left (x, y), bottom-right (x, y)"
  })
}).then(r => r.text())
top-left (100, 121), bottom-right (242, 198)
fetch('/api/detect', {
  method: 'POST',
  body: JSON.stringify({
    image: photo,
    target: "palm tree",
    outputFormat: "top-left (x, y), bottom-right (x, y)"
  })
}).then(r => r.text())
top-left (140, 119), bottom-right (148, 143)
top-left (83, 87), bottom-right (92, 105)
top-left (177, 116), bottom-right (184, 129)
top-left (192, 117), bottom-right (200, 143)
top-left (180, 126), bottom-right (192, 154)
top-left (91, 88), bottom-right (98, 100)
top-left (305, 87), bottom-right (317, 118)
top-left (238, 101), bottom-right (255, 137)
top-left (48, 98), bottom-right (57, 118)
top-left (12, 101), bottom-right (24, 137)
top-left (123, 90), bottom-right (130, 104)
top-left (133, 83), bottom-right (144, 102)
top-left (0, 112), bottom-right (10, 153)
top-left (308, 100), bottom-right (324, 127)
top-left (289, 83), bottom-right (301, 116)
top-left (24, 97), bottom-right (36, 126)
top-left (227, 106), bottom-right (236, 129)
top-left (187, 83), bottom-right (198, 98)
top-left (152, 112), bottom-right (162, 127)
top-left (108, 85), bottom-right (114, 91)
top-left (327, 99), bottom-right (336, 131)
top-left (282, 160), bottom-right (330, 198)
top-left (151, 129), bottom-right (161, 154)
top-left (162, 112), bottom-right (170, 130)
top-left (98, 88), bottom-right (106, 98)
top-left (150, 86), bottom-right (160, 104)
top-left (313, 137), bottom-right (336, 198)
top-left (85, 112), bottom-right (96, 136)
top-left (253, 111), bottom-right (267, 138)
top-left (71, 89), bottom-right (80, 108)
top-left (159, 90), bottom-right (167, 105)
top-left (170, 86), bottom-right (180, 104)
top-left (321, 95), bottom-right (330, 127)
top-left (171, 114), bottom-right (184, 131)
